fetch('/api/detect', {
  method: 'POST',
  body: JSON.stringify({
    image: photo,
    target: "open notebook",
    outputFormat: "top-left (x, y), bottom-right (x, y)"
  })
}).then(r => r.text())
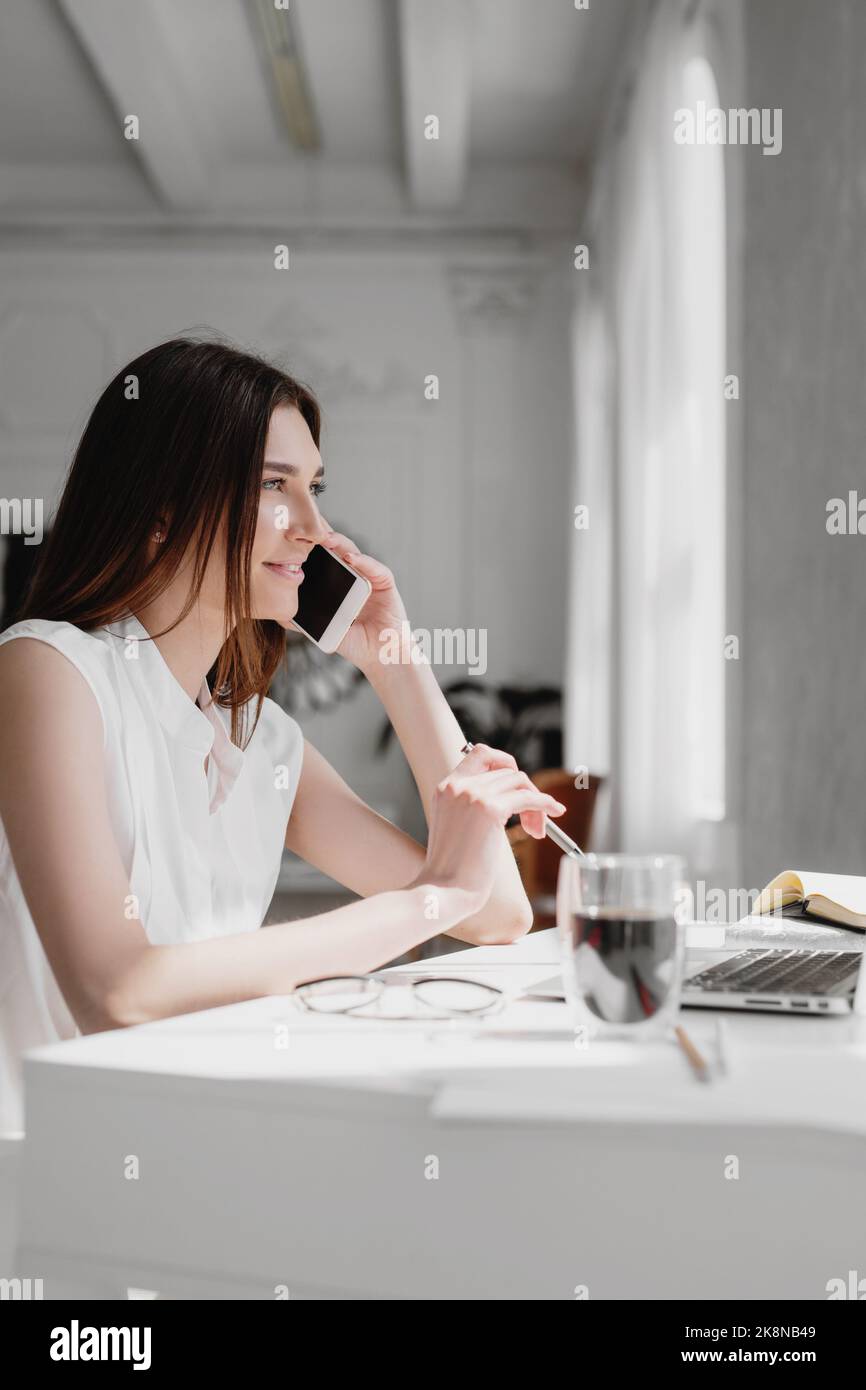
top-left (753, 870), bottom-right (866, 932)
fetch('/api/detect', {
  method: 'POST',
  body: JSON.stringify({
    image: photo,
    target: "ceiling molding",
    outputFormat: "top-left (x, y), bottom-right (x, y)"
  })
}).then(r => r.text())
top-left (0, 224), bottom-right (539, 256)
top-left (0, 161), bottom-right (585, 239)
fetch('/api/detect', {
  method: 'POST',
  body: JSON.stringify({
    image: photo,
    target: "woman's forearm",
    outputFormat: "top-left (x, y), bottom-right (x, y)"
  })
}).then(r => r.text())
top-left (364, 652), bottom-right (533, 941)
top-left (103, 879), bottom-right (478, 1029)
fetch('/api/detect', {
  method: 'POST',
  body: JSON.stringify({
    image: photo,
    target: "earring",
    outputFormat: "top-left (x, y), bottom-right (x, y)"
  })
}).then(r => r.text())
top-left (154, 531), bottom-right (164, 543)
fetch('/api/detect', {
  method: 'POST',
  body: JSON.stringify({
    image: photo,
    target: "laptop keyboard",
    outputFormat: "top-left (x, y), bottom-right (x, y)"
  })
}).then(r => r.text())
top-left (687, 949), bottom-right (861, 995)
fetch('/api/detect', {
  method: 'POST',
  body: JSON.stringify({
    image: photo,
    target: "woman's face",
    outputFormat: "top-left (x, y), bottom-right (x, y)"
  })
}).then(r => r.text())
top-left (249, 403), bottom-right (330, 626)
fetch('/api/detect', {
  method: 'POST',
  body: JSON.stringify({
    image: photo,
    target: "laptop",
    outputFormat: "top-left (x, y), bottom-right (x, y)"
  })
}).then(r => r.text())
top-left (523, 946), bottom-right (865, 1016)
top-left (680, 946), bottom-right (863, 1014)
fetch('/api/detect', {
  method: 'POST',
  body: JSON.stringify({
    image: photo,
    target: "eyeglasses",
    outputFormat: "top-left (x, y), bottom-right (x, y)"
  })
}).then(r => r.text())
top-left (294, 972), bottom-right (507, 1022)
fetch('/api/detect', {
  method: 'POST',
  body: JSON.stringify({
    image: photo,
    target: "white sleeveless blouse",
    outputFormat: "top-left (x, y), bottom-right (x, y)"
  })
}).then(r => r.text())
top-left (0, 612), bottom-right (304, 1135)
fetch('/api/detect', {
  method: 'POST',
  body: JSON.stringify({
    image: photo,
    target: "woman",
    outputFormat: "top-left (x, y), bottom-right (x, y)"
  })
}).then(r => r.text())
top-left (0, 336), bottom-right (566, 1136)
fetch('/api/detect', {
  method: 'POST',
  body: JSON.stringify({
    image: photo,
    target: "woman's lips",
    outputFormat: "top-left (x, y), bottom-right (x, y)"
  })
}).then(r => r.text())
top-left (264, 562), bottom-right (304, 583)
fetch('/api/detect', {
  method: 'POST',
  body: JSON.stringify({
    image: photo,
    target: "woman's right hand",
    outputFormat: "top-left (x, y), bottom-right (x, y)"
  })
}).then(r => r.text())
top-left (414, 743), bottom-right (567, 915)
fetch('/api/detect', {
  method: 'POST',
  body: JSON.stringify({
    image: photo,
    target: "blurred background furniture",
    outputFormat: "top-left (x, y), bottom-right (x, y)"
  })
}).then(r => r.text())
top-left (507, 769), bottom-right (604, 930)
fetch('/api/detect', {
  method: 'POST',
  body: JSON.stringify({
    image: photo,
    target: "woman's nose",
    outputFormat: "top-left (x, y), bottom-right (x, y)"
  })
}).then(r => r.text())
top-left (295, 505), bottom-right (330, 546)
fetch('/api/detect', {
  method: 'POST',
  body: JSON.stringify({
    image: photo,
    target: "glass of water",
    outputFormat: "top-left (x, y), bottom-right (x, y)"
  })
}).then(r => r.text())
top-left (556, 853), bottom-right (687, 1040)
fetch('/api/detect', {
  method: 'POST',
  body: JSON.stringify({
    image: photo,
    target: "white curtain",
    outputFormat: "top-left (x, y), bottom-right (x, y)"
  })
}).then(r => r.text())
top-left (563, 284), bottom-right (613, 783)
top-left (565, 0), bottom-right (727, 877)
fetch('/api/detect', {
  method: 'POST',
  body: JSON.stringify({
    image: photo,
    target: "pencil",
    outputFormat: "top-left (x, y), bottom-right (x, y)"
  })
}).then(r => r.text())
top-left (674, 1023), bottom-right (712, 1083)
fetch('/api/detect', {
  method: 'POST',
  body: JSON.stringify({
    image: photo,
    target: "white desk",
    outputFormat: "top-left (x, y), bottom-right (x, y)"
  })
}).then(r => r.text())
top-left (14, 928), bottom-right (866, 1300)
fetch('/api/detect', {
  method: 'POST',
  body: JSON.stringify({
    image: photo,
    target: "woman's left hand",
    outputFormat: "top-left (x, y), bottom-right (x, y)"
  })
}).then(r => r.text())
top-left (307, 529), bottom-right (411, 675)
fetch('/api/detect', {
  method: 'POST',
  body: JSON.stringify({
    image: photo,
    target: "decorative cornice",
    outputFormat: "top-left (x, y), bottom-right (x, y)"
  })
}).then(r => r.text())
top-left (261, 308), bottom-right (421, 406)
top-left (447, 261), bottom-right (543, 325)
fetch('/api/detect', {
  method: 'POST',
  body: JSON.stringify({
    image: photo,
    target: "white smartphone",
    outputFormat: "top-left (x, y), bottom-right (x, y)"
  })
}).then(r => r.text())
top-left (288, 543), bottom-right (372, 654)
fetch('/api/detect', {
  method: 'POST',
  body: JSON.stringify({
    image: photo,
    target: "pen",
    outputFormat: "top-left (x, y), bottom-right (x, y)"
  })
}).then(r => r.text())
top-left (460, 741), bottom-right (585, 858)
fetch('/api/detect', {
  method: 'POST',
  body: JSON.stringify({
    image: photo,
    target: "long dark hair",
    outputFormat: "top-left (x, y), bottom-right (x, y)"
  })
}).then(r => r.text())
top-left (17, 334), bottom-right (321, 748)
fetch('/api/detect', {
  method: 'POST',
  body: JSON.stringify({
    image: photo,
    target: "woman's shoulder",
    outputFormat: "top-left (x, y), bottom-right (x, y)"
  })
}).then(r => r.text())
top-left (0, 616), bottom-right (105, 648)
top-left (0, 619), bottom-right (119, 739)
top-left (0, 618), bottom-right (118, 676)
top-left (248, 696), bottom-right (305, 777)
top-left (255, 695), bottom-right (304, 750)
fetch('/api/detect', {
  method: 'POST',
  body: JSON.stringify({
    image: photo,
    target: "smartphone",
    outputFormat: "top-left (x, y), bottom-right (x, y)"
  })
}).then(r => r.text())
top-left (288, 544), bottom-right (372, 654)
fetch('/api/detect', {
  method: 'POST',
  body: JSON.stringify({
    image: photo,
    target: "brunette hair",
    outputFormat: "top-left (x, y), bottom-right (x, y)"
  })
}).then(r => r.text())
top-left (17, 334), bottom-right (321, 747)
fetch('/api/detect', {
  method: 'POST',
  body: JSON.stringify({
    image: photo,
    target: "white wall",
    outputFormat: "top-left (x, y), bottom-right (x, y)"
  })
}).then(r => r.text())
top-left (0, 239), bottom-right (575, 831)
top-left (740, 0), bottom-right (866, 888)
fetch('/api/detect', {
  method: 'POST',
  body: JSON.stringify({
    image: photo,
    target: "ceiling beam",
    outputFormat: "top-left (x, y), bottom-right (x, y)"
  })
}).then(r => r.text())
top-left (397, 0), bottom-right (471, 211)
top-left (57, 0), bottom-right (214, 211)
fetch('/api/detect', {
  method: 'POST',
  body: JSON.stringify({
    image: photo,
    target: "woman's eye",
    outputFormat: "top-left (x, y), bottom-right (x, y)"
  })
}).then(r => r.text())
top-left (262, 478), bottom-right (327, 496)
